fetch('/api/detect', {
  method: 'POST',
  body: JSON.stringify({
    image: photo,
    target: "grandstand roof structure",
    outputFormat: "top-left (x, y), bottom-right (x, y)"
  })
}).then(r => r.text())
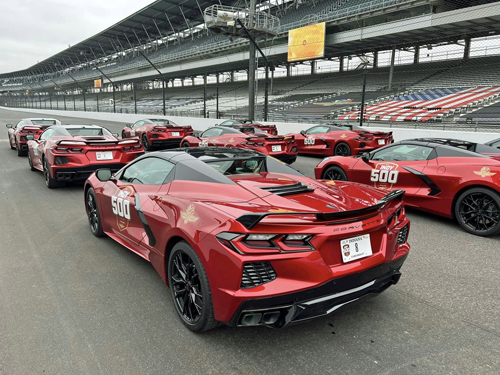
top-left (0, 0), bottom-right (244, 78)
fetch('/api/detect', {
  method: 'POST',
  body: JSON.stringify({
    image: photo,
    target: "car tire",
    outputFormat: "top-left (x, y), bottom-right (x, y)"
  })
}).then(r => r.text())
top-left (168, 241), bottom-right (218, 332)
top-left (334, 142), bottom-right (351, 156)
top-left (9, 135), bottom-right (15, 150)
top-left (322, 165), bottom-right (348, 181)
top-left (16, 140), bottom-right (26, 157)
top-left (454, 187), bottom-right (500, 236)
top-left (44, 158), bottom-right (63, 189)
top-left (142, 134), bottom-right (151, 151)
top-left (181, 141), bottom-right (191, 148)
top-left (85, 187), bottom-right (105, 237)
top-left (121, 130), bottom-right (127, 139)
top-left (28, 151), bottom-right (36, 171)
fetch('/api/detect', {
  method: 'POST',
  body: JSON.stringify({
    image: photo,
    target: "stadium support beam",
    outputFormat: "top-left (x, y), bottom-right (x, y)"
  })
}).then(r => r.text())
top-left (204, 74), bottom-right (207, 118)
top-left (236, 15), bottom-right (272, 122)
top-left (373, 52), bottom-right (378, 68)
top-left (311, 61), bottom-right (317, 75)
top-left (464, 38), bottom-right (471, 60)
top-left (388, 47), bottom-right (396, 91)
top-left (339, 57), bottom-right (344, 72)
top-left (139, 51), bottom-right (166, 116)
top-left (50, 79), bottom-right (66, 111)
top-left (67, 73), bottom-right (86, 112)
top-left (414, 46), bottom-right (420, 64)
top-left (133, 82), bottom-right (137, 115)
top-left (95, 66), bottom-right (116, 113)
top-left (286, 64), bottom-right (291, 77)
top-left (359, 71), bottom-right (367, 127)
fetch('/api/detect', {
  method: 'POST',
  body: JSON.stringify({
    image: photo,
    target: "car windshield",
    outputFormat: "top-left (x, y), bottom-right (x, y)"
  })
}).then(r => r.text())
top-left (204, 158), bottom-right (265, 175)
top-left (32, 120), bottom-right (57, 125)
top-left (66, 128), bottom-right (112, 136)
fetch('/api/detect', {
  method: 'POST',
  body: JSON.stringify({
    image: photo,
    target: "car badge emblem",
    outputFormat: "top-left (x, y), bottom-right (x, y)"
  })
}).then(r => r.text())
top-left (342, 244), bottom-right (350, 257)
top-left (228, 138), bottom-right (235, 143)
top-left (474, 166), bottom-right (496, 178)
top-left (325, 181), bottom-right (336, 186)
top-left (340, 134), bottom-right (347, 138)
top-left (181, 204), bottom-right (199, 224)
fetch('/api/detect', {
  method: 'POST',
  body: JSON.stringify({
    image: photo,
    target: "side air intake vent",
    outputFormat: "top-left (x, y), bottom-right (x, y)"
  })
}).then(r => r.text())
top-left (241, 262), bottom-right (277, 289)
top-left (260, 182), bottom-right (314, 196)
top-left (397, 224), bottom-right (409, 244)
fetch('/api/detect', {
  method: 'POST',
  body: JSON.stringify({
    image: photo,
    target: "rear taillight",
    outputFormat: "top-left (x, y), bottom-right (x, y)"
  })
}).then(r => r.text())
top-left (216, 232), bottom-right (315, 254)
top-left (53, 147), bottom-right (83, 153)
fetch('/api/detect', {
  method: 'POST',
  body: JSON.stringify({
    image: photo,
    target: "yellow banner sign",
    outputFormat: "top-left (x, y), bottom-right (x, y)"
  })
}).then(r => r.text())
top-left (288, 22), bottom-right (325, 62)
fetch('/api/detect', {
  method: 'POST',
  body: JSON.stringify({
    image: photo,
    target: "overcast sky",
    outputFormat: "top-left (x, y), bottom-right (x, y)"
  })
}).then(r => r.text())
top-left (0, 0), bottom-right (155, 74)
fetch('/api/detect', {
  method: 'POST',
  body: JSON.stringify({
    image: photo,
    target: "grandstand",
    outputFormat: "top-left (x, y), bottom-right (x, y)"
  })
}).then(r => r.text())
top-left (3, 0), bottom-right (500, 126)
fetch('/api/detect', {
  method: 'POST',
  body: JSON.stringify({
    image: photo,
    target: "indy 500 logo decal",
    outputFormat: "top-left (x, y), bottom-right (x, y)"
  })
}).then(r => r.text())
top-left (112, 186), bottom-right (135, 231)
top-left (371, 163), bottom-right (399, 190)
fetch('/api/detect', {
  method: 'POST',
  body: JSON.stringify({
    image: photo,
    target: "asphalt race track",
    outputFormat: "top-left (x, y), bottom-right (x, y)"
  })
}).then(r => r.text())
top-left (1, 108), bottom-right (499, 375)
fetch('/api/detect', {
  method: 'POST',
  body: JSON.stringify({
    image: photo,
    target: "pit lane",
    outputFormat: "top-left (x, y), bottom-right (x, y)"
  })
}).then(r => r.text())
top-left (1, 108), bottom-right (499, 375)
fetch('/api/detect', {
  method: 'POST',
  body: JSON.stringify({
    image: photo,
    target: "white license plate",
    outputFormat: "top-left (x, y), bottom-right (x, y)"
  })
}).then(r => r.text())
top-left (172, 132), bottom-right (180, 136)
top-left (96, 151), bottom-right (113, 160)
top-left (378, 139), bottom-right (385, 145)
top-left (272, 145), bottom-right (282, 152)
top-left (340, 234), bottom-right (373, 263)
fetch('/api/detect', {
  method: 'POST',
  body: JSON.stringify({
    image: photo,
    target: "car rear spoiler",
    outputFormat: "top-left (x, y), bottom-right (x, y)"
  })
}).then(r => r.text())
top-left (153, 125), bottom-right (192, 130)
top-left (236, 189), bottom-right (405, 229)
top-left (357, 130), bottom-right (393, 136)
top-left (56, 139), bottom-right (140, 146)
top-left (245, 135), bottom-right (293, 142)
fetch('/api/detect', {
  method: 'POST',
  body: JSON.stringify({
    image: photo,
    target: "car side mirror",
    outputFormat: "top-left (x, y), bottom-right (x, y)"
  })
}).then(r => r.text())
top-left (214, 123), bottom-right (218, 126)
top-left (6, 124), bottom-right (13, 128)
top-left (300, 130), bottom-right (305, 136)
top-left (126, 124), bottom-right (132, 128)
top-left (96, 169), bottom-right (113, 182)
top-left (26, 135), bottom-right (35, 141)
top-left (361, 153), bottom-right (370, 163)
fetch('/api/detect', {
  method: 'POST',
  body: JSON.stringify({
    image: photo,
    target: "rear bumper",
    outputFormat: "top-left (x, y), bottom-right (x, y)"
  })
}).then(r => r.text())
top-left (150, 138), bottom-right (183, 149)
top-left (273, 153), bottom-right (298, 164)
top-left (54, 163), bottom-right (125, 182)
top-left (226, 253), bottom-right (408, 328)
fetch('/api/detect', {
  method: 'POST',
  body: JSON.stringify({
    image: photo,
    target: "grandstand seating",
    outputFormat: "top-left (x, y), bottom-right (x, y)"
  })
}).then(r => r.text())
top-left (339, 87), bottom-right (500, 122)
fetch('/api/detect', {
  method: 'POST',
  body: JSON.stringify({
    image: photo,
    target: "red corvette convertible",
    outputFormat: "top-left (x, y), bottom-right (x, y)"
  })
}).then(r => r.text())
top-left (27, 125), bottom-right (144, 188)
top-left (180, 126), bottom-right (298, 164)
top-left (6, 118), bottom-right (61, 156)
top-left (121, 118), bottom-right (193, 151)
top-left (217, 119), bottom-right (278, 135)
top-left (84, 147), bottom-right (410, 332)
top-left (315, 139), bottom-right (500, 236)
top-left (288, 124), bottom-right (393, 156)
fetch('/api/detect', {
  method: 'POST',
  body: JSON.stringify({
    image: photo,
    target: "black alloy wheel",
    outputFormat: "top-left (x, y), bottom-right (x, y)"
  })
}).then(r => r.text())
top-left (182, 141), bottom-right (191, 148)
top-left (16, 140), bottom-right (26, 157)
top-left (168, 242), bottom-right (218, 332)
top-left (28, 151), bottom-right (36, 171)
top-left (455, 187), bottom-right (500, 236)
top-left (44, 158), bottom-right (62, 188)
top-left (322, 165), bottom-right (348, 181)
top-left (121, 130), bottom-right (127, 139)
top-left (334, 142), bottom-right (351, 156)
top-left (9, 135), bottom-right (15, 150)
top-left (86, 188), bottom-right (105, 237)
top-left (142, 134), bottom-right (151, 151)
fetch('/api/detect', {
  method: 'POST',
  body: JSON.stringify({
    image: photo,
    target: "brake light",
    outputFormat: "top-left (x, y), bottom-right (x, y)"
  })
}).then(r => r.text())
top-left (216, 232), bottom-right (315, 254)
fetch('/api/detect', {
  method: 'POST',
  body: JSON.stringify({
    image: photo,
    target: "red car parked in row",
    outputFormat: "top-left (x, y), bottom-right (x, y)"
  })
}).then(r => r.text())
top-left (180, 126), bottom-right (298, 164)
top-left (288, 124), bottom-right (393, 156)
top-left (6, 118), bottom-right (61, 156)
top-left (217, 119), bottom-right (278, 135)
top-left (121, 118), bottom-right (193, 151)
top-left (315, 138), bottom-right (500, 236)
top-left (84, 147), bottom-right (410, 332)
top-left (27, 125), bottom-right (144, 188)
